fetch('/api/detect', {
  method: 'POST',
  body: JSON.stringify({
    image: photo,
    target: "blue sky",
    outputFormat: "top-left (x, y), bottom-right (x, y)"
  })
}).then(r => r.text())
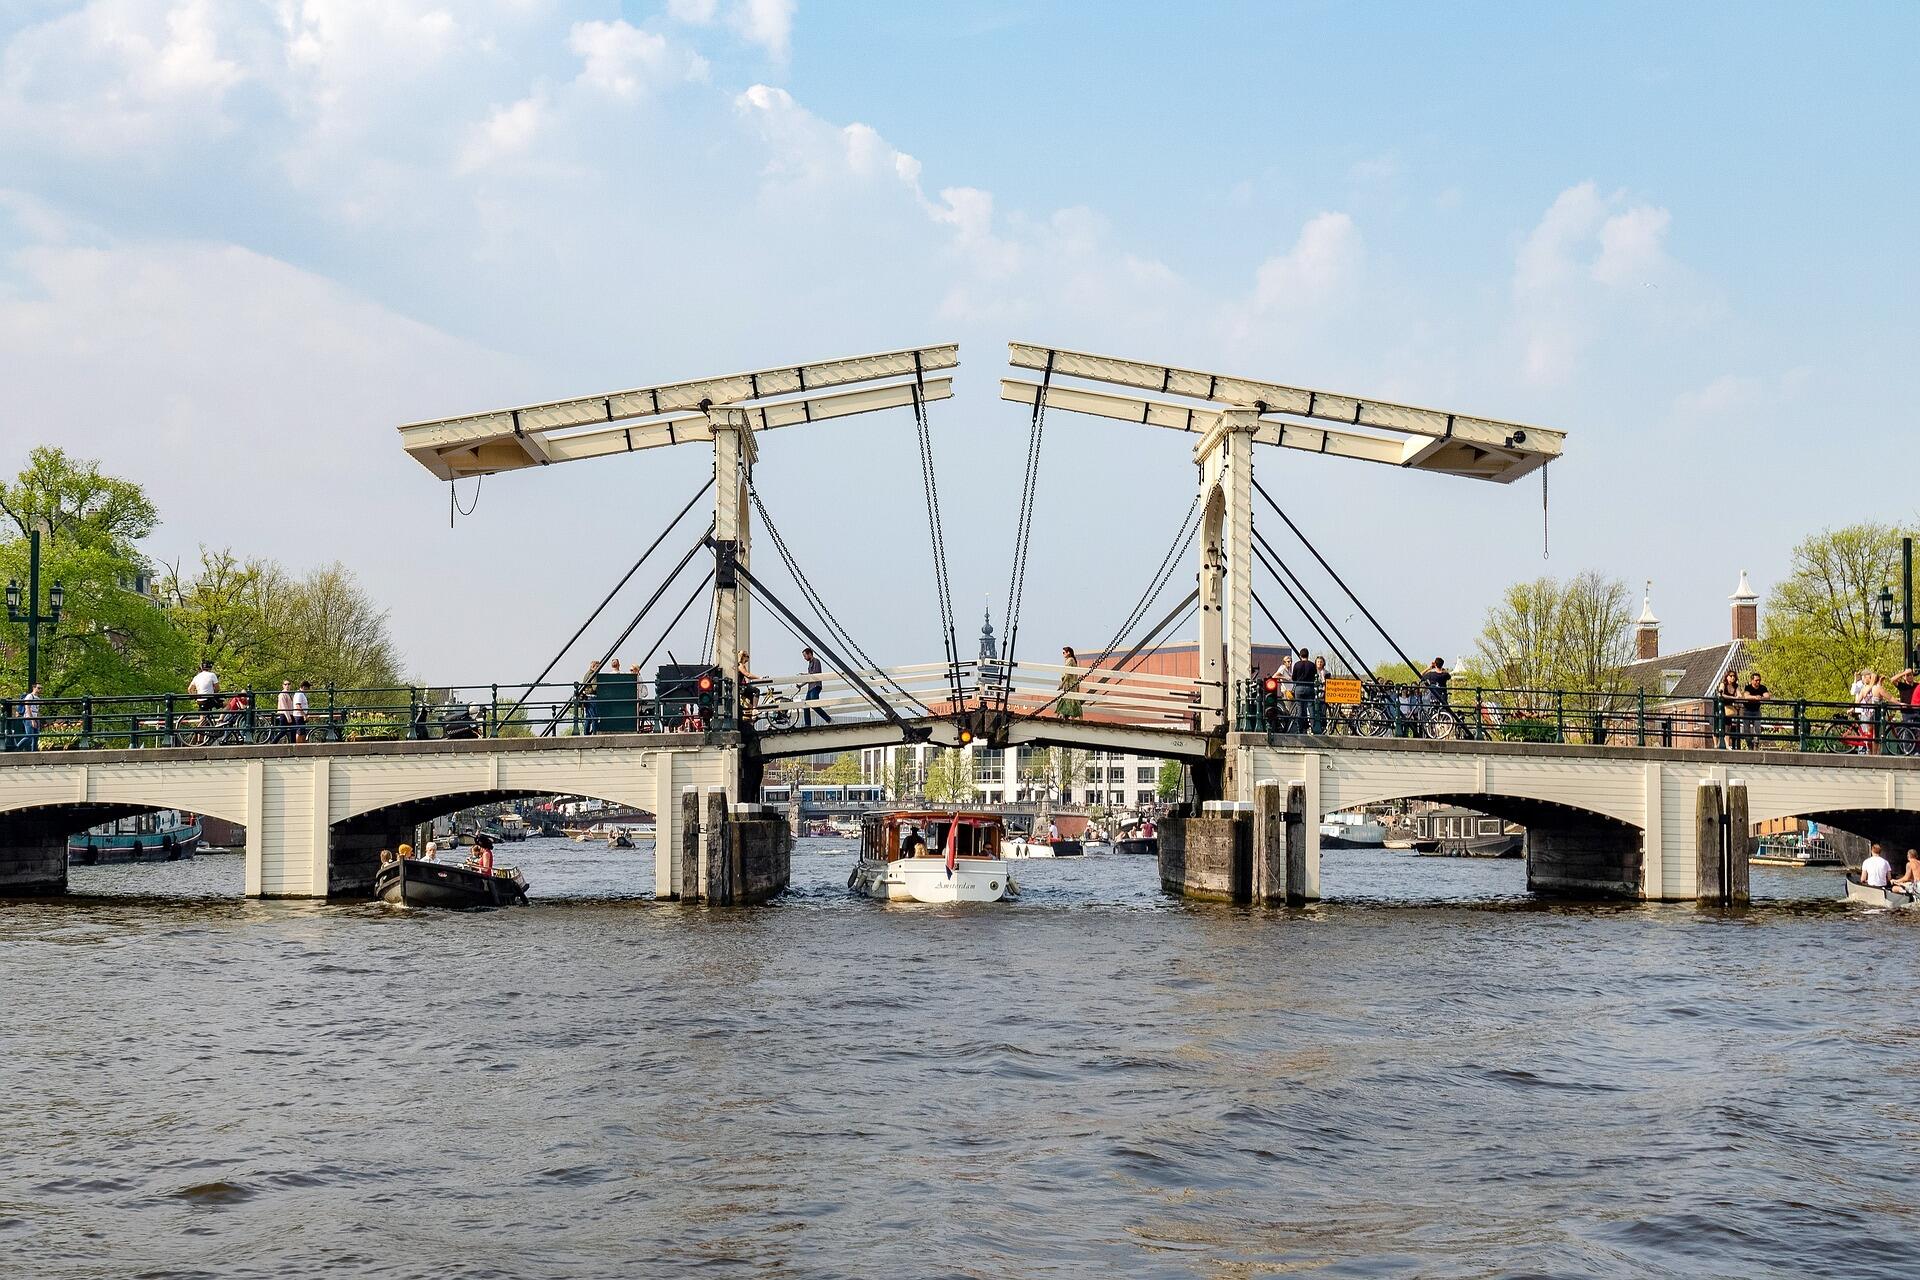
top-left (2, 1), bottom-right (1915, 682)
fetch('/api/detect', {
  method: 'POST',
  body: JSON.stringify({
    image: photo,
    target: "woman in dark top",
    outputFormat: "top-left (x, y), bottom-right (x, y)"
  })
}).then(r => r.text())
top-left (1717, 671), bottom-right (1742, 749)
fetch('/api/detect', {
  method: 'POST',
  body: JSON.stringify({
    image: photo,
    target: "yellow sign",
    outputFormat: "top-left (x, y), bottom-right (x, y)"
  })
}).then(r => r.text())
top-left (1324, 678), bottom-right (1364, 706)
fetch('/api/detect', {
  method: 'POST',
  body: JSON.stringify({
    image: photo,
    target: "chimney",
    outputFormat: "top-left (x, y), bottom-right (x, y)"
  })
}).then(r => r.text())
top-left (1730, 569), bottom-right (1759, 642)
top-left (1635, 582), bottom-right (1660, 660)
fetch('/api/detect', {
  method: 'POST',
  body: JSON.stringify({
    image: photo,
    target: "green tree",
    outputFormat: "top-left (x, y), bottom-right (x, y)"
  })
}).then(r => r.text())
top-left (1471, 571), bottom-right (1635, 692)
top-left (1156, 759), bottom-right (1182, 801)
top-left (268, 563), bottom-right (403, 689)
top-left (0, 447), bottom-right (184, 695)
top-left (1753, 523), bottom-right (1908, 701)
top-left (922, 748), bottom-right (971, 803)
top-left (821, 751), bottom-right (861, 785)
top-left (159, 548), bottom-right (278, 683)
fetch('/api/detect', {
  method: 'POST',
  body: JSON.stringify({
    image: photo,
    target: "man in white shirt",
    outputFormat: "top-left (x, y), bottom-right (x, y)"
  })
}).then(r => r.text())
top-left (1861, 843), bottom-right (1893, 888)
top-left (187, 660), bottom-right (220, 712)
top-left (291, 680), bottom-right (310, 744)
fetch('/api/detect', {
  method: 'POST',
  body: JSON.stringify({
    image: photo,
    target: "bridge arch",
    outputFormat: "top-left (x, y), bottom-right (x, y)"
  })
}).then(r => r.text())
top-left (1315, 785), bottom-right (1647, 899)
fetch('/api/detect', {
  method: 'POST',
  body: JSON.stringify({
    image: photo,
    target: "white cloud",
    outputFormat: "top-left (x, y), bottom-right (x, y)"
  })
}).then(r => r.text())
top-left (0, 0), bottom-right (252, 152)
top-left (1511, 182), bottom-right (1680, 385)
top-left (667, 0), bottom-right (721, 24)
top-left (568, 19), bottom-right (707, 100)
top-left (729, 0), bottom-right (795, 59)
top-left (1252, 211), bottom-right (1362, 310)
top-left (457, 93), bottom-right (547, 172)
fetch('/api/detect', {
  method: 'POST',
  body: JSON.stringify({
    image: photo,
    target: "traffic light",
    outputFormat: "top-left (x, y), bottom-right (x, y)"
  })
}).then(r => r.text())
top-left (1261, 675), bottom-right (1283, 732)
top-left (695, 670), bottom-right (719, 722)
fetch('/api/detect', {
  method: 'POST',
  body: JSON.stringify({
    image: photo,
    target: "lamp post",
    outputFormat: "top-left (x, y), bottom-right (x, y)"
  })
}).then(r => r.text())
top-left (1879, 535), bottom-right (1917, 673)
top-left (5, 527), bottom-right (65, 689)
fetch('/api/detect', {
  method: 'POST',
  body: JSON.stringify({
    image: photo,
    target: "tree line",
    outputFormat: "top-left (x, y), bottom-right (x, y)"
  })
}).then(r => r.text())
top-left (1422, 523), bottom-right (1913, 704)
top-left (0, 447), bottom-right (403, 698)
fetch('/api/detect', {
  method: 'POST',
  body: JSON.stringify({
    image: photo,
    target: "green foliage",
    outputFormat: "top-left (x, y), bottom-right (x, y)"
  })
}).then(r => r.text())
top-left (0, 449), bottom-right (406, 699)
top-left (1751, 522), bottom-right (1910, 702)
top-left (885, 750), bottom-right (917, 801)
top-left (1156, 759), bottom-right (1182, 801)
top-left (922, 748), bottom-right (971, 804)
top-left (0, 447), bottom-right (185, 695)
top-left (1471, 571), bottom-right (1635, 693)
top-left (1496, 717), bottom-right (1557, 743)
top-left (821, 752), bottom-right (861, 785)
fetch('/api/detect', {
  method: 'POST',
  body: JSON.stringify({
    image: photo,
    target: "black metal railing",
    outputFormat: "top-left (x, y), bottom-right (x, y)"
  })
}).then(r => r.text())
top-left (1234, 679), bottom-right (1920, 756)
top-left (0, 677), bottom-right (737, 753)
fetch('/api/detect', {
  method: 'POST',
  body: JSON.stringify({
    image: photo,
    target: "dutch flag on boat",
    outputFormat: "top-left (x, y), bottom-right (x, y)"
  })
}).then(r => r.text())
top-left (946, 815), bottom-right (959, 879)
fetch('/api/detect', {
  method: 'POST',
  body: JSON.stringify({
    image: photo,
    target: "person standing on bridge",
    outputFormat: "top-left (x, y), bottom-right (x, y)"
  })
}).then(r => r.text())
top-left (1289, 649), bottom-right (1317, 734)
top-left (1741, 669), bottom-right (1769, 748)
top-left (1312, 656), bottom-right (1329, 733)
top-left (802, 647), bottom-right (832, 727)
top-left (18, 683), bottom-right (42, 751)
top-left (1058, 647), bottom-right (1084, 720)
top-left (292, 681), bottom-right (311, 744)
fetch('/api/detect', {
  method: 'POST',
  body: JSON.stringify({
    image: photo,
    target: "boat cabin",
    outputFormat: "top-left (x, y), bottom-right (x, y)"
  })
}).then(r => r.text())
top-left (860, 810), bottom-right (1004, 862)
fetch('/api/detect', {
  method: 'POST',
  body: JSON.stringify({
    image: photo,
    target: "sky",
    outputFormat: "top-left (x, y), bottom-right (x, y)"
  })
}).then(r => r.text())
top-left (3, 1), bottom-right (1916, 686)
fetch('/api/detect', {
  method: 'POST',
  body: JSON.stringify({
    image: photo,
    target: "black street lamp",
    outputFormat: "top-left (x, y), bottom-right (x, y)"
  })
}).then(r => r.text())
top-left (1879, 535), bottom-right (1917, 673)
top-left (5, 527), bottom-right (64, 689)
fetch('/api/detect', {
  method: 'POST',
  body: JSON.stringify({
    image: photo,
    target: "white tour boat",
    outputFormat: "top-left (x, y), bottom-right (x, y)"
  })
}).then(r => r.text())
top-left (851, 810), bottom-right (1014, 903)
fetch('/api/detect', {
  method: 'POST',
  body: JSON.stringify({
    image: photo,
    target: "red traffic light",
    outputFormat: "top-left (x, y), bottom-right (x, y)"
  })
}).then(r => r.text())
top-left (1262, 676), bottom-right (1279, 693)
top-left (697, 674), bottom-right (714, 692)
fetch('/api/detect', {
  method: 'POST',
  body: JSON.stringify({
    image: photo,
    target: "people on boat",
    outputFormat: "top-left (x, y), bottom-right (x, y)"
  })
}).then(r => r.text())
top-left (397, 842), bottom-right (414, 861)
top-left (1891, 848), bottom-right (1920, 894)
top-left (1046, 818), bottom-right (1060, 844)
top-left (901, 824), bottom-right (926, 857)
top-left (379, 847), bottom-right (395, 866)
top-left (470, 833), bottom-right (496, 876)
top-left (1860, 843), bottom-right (1893, 888)
top-left (421, 841), bottom-right (439, 862)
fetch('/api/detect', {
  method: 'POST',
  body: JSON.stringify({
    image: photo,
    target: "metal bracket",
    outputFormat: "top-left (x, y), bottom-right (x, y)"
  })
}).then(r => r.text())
top-left (713, 539), bottom-right (738, 589)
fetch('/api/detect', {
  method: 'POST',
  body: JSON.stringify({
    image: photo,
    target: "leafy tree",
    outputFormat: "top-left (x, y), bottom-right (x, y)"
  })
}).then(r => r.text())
top-left (922, 748), bottom-right (972, 804)
top-left (158, 548), bottom-right (278, 683)
top-left (1752, 522), bottom-right (1909, 701)
top-left (1471, 571), bottom-right (1635, 692)
top-left (821, 751), bottom-right (861, 785)
top-left (269, 563), bottom-right (403, 689)
top-left (0, 448), bottom-right (184, 695)
top-left (1156, 759), bottom-right (1183, 801)
top-left (1043, 747), bottom-right (1087, 799)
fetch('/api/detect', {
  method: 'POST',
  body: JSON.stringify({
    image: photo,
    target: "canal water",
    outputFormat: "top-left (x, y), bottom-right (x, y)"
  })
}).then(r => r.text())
top-left (6, 842), bottom-right (1917, 1278)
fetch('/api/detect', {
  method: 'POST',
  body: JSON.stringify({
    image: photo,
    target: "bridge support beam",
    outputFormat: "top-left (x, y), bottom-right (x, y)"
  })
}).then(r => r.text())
top-left (1195, 410), bottom-right (1257, 733)
top-left (1158, 800), bottom-right (1252, 902)
top-left (709, 409), bottom-right (754, 692)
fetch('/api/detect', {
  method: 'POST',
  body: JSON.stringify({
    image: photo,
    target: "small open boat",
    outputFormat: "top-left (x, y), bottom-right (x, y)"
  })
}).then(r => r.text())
top-left (1113, 835), bottom-right (1158, 857)
top-left (375, 857), bottom-right (529, 909)
top-left (1842, 874), bottom-right (1920, 909)
top-left (851, 810), bottom-right (1013, 903)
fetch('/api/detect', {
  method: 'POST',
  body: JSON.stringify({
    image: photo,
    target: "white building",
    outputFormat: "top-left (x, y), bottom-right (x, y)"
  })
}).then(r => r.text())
top-left (856, 741), bottom-right (1172, 813)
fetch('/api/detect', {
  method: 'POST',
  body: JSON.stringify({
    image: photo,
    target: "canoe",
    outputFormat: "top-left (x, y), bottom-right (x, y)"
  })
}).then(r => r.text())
top-left (375, 857), bottom-right (529, 909)
top-left (1843, 874), bottom-right (1920, 909)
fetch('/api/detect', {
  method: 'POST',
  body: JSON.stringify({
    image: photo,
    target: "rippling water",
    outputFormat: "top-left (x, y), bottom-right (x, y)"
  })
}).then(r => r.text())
top-left (5, 840), bottom-right (1916, 1278)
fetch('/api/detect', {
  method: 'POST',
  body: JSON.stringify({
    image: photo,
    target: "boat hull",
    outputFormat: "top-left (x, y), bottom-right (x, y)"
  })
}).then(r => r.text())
top-left (68, 824), bottom-right (202, 865)
top-left (1843, 875), bottom-right (1920, 909)
top-left (850, 857), bottom-right (1011, 903)
top-left (1319, 833), bottom-right (1386, 850)
top-left (1004, 839), bottom-right (1083, 859)
top-left (1113, 837), bottom-right (1158, 857)
top-left (375, 859), bottom-right (529, 909)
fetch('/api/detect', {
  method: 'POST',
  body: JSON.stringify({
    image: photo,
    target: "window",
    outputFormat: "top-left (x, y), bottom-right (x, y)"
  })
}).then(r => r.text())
top-left (1479, 819), bottom-right (1502, 835)
top-left (1137, 767), bottom-right (1156, 784)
